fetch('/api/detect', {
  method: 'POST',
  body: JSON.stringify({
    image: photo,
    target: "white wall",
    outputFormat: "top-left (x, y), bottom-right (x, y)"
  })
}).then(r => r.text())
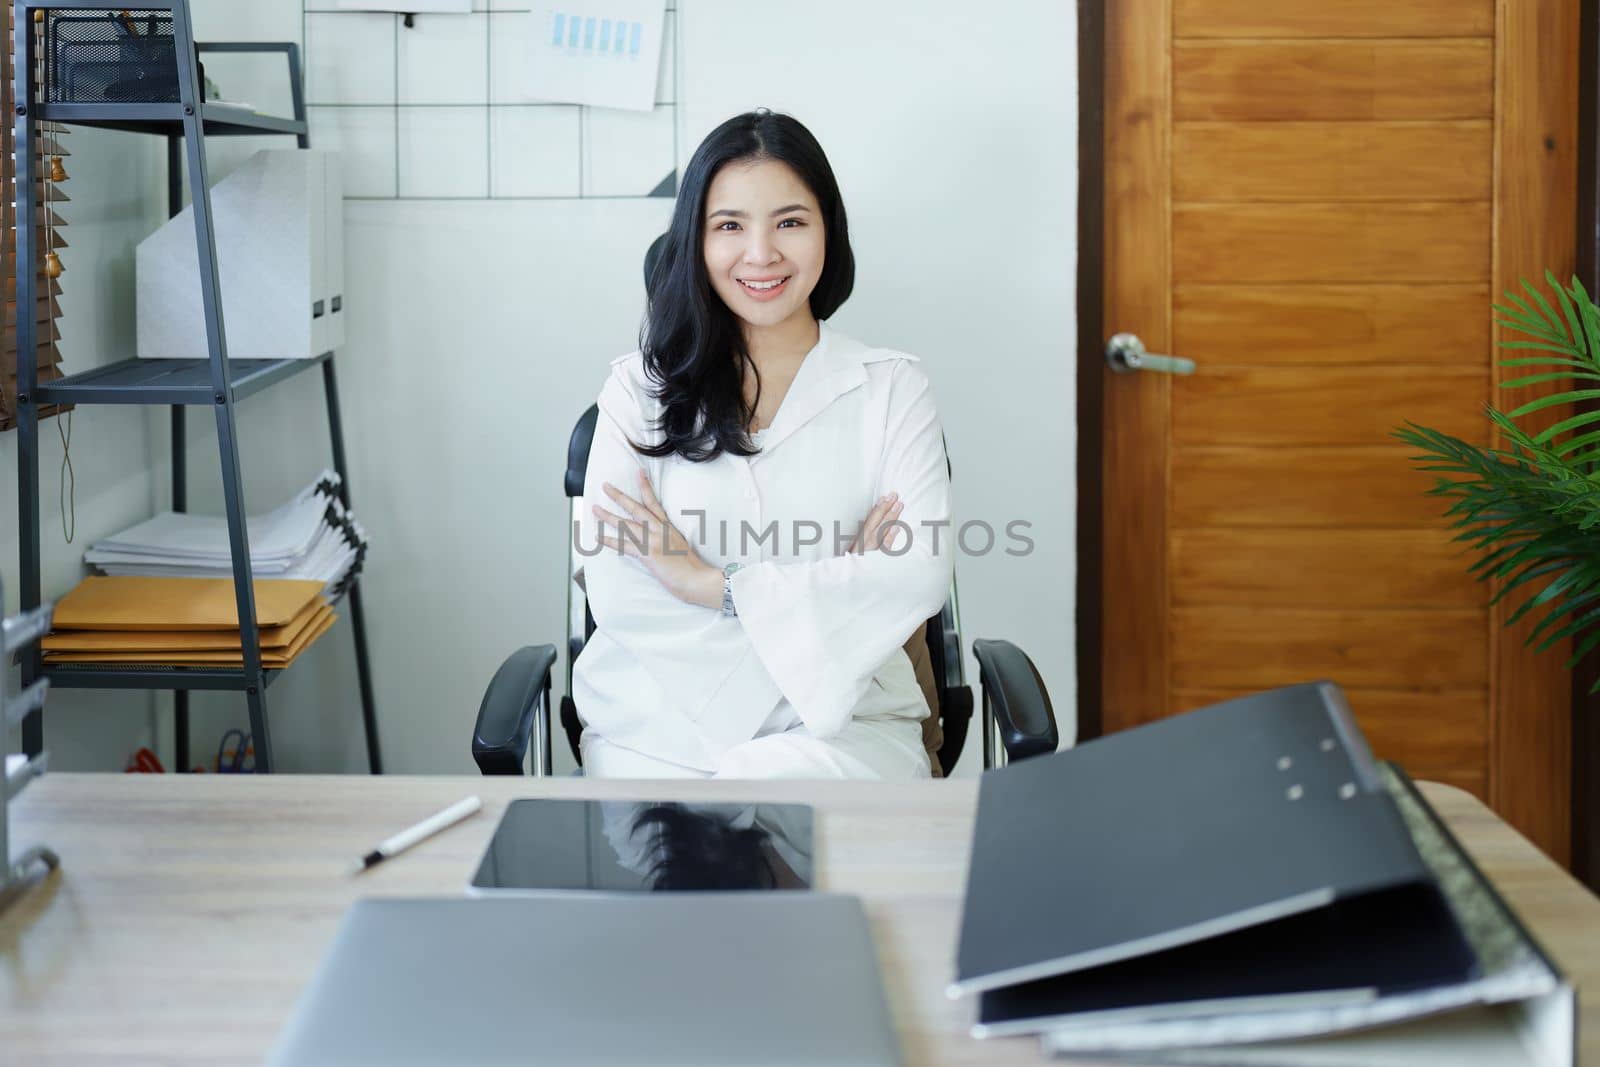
top-left (1, 130), bottom-right (169, 767)
top-left (10, 0), bottom-right (1076, 777)
top-left (679, 3), bottom-right (1080, 774)
top-left (179, 195), bottom-right (681, 773)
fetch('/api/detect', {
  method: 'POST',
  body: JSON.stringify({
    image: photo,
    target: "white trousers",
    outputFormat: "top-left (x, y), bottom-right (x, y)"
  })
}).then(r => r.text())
top-left (580, 716), bottom-right (932, 781)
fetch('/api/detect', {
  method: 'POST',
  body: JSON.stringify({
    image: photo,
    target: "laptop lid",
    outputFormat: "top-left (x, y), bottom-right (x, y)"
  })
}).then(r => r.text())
top-left (267, 894), bottom-right (902, 1067)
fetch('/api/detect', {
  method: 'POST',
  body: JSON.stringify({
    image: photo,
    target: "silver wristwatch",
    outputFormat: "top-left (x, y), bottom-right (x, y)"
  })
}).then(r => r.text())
top-left (721, 562), bottom-right (743, 617)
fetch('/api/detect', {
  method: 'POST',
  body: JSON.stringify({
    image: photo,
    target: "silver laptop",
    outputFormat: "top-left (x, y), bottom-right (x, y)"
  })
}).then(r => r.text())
top-left (267, 893), bottom-right (902, 1066)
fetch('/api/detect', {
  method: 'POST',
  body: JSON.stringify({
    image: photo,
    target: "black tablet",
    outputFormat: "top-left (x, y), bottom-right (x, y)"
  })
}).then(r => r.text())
top-left (469, 798), bottom-right (814, 892)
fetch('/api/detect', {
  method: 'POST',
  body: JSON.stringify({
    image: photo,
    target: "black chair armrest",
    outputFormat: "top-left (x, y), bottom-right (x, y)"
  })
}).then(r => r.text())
top-left (472, 644), bottom-right (558, 775)
top-left (972, 638), bottom-right (1059, 763)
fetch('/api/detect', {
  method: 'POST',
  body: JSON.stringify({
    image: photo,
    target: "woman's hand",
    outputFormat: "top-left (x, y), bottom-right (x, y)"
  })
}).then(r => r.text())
top-left (592, 469), bottom-right (723, 610)
top-left (844, 492), bottom-right (905, 554)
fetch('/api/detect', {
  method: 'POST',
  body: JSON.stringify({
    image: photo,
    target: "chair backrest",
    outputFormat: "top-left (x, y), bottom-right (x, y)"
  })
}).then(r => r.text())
top-left (564, 405), bottom-right (599, 498)
top-left (902, 620), bottom-right (944, 775)
top-left (562, 405), bottom-right (970, 775)
top-left (644, 232), bottom-right (668, 293)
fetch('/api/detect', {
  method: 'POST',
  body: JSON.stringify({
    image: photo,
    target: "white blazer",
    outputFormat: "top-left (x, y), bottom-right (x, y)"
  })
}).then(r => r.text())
top-left (571, 320), bottom-right (955, 772)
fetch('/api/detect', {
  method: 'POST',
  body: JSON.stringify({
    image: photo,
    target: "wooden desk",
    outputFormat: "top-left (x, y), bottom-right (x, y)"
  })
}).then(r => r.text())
top-left (1, 775), bottom-right (1596, 1066)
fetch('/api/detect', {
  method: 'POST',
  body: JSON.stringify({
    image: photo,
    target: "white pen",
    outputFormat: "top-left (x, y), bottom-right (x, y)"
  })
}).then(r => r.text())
top-left (354, 796), bottom-right (482, 873)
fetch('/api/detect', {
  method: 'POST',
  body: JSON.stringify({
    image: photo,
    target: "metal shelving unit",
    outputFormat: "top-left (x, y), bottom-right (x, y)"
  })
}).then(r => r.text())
top-left (2, 584), bottom-right (57, 907)
top-left (12, 2), bottom-right (381, 774)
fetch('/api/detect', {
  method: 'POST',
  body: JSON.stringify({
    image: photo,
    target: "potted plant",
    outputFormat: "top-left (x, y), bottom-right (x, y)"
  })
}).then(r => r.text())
top-left (1396, 271), bottom-right (1600, 686)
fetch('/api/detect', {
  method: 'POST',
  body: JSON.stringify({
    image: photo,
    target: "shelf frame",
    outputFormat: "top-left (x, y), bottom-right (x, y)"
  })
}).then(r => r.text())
top-left (2, 593), bottom-right (59, 910)
top-left (42, 665), bottom-right (284, 692)
top-left (35, 102), bottom-right (306, 137)
top-left (36, 352), bottom-right (331, 406)
top-left (12, 3), bottom-right (382, 775)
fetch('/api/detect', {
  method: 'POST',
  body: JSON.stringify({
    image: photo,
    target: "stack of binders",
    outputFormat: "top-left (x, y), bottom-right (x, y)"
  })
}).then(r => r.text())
top-left (952, 682), bottom-right (1575, 1067)
top-left (42, 575), bottom-right (334, 669)
top-left (82, 471), bottom-right (366, 604)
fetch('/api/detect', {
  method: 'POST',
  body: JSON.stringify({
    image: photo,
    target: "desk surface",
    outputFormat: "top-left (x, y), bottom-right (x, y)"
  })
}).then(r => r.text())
top-left (2, 774), bottom-right (1597, 1066)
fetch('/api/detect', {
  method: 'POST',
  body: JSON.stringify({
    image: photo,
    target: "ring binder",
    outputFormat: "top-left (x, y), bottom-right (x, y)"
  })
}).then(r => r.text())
top-left (951, 682), bottom-right (1577, 1065)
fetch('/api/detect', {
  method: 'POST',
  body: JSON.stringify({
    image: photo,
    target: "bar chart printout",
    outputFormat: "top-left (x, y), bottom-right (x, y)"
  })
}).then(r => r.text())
top-left (524, 0), bottom-right (666, 112)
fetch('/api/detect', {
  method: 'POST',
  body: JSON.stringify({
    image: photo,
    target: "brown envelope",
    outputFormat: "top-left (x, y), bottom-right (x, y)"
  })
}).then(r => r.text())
top-left (50, 576), bottom-right (325, 631)
top-left (44, 609), bottom-right (338, 668)
top-left (42, 601), bottom-right (330, 652)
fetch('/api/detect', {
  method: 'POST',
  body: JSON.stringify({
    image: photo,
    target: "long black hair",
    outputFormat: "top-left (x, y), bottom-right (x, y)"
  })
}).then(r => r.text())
top-left (630, 804), bottom-right (779, 891)
top-left (635, 110), bottom-right (855, 462)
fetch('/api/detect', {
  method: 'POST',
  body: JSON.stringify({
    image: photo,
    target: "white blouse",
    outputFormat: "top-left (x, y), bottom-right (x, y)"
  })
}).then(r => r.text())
top-left (570, 320), bottom-right (955, 772)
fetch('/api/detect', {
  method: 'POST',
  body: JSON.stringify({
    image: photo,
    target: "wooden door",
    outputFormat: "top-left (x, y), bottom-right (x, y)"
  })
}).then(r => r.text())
top-left (1098, 0), bottom-right (1578, 861)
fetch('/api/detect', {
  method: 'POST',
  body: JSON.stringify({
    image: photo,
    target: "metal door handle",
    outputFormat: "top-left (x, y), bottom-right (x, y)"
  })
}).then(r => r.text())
top-left (1106, 333), bottom-right (1196, 376)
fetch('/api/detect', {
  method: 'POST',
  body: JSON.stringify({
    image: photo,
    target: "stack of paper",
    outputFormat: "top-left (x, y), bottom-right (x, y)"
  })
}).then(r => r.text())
top-left (84, 471), bottom-right (367, 603)
top-left (42, 576), bottom-right (334, 668)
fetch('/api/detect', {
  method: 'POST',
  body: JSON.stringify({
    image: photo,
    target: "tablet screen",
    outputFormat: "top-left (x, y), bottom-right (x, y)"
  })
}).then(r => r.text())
top-left (469, 798), bottom-right (814, 892)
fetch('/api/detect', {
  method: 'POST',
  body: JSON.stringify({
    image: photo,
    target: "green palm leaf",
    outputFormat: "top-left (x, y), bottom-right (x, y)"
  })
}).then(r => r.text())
top-left (1398, 273), bottom-right (1600, 691)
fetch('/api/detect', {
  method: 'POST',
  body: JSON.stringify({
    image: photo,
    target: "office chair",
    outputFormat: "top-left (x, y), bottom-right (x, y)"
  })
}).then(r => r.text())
top-left (471, 238), bottom-right (1059, 777)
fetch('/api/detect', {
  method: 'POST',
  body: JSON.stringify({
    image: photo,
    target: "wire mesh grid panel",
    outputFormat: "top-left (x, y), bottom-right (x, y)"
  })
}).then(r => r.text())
top-left (299, 2), bottom-right (680, 200)
top-left (41, 8), bottom-right (179, 102)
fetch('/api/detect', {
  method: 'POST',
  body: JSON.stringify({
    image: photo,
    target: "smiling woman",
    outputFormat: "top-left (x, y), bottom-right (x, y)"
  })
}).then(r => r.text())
top-left (704, 179), bottom-right (822, 331)
top-left (634, 109), bottom-right (857, 460)
top-left (570, 109), bottom-right (955, 781)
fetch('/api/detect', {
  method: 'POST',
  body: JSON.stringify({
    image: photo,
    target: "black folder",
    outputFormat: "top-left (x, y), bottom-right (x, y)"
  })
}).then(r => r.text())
top-left (952, 682), bottom-right (1482, 1032)
top-left (953, 682), bottom-right (1573, 1063)
top-left (947, 684), bottom-right (1465, 1004)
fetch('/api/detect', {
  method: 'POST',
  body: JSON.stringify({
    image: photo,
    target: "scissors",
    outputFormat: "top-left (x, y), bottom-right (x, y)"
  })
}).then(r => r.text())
top-left (215, 729), bottom-right (252, 773)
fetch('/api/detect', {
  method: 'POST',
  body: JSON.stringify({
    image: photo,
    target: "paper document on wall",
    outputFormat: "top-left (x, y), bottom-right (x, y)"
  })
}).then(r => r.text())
top-left (523, 0), bottom-right (666, 111)
top-left (338, 0), bottom-right (470, 11)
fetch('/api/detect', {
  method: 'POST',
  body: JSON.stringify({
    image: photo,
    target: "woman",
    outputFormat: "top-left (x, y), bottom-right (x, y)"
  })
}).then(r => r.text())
top-left (572, 109), bottom-right (953, 780)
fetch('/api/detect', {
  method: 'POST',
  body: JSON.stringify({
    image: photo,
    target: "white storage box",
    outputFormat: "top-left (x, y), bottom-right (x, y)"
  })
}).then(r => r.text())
top-left (137, 148), bottom-right (344, 360)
